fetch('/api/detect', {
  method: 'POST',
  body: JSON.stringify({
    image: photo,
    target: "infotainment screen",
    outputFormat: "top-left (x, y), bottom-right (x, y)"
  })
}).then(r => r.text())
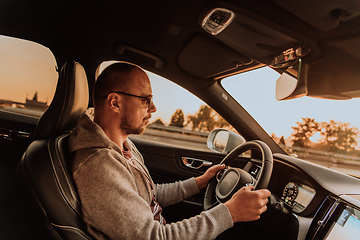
top-left (324, 206), bottom-right (360, 240)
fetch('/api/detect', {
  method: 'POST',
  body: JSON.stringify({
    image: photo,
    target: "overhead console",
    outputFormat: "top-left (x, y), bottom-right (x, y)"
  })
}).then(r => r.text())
top-left (202, 8), bottom-right (235, 36)
top-left (178, 2), bottom-right (318, 80)
top-left (199, 4), bottom-right (310, 66)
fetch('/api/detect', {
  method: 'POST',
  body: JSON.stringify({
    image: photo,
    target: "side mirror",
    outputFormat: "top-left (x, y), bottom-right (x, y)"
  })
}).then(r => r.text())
top-left (275, 59), bottom-right (309, 101)
top-left (207, 129), bottom-right (245, 154)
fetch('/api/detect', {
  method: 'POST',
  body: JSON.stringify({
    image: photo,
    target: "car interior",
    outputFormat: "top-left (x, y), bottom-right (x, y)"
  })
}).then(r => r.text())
top-left (1, 0), bottom-right (360, 240)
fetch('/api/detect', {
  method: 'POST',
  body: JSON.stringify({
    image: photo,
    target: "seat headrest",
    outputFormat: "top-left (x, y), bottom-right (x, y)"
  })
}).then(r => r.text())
top-left (33, 61), bottom-right (89, 140)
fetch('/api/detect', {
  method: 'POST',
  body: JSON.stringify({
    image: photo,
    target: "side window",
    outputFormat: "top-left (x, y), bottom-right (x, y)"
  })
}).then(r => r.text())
top-left (136, 71), bottom-right (234, 152)
top-left (0, 35), bottom-right (57, 118)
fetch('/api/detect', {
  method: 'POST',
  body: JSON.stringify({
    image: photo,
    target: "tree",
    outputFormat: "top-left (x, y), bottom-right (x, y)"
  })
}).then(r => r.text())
top-left (169, 109), bottom-right (185, 127)
top-left (279, 136), bottom-right (286, 146)
top-left (291, 118), bottom-right (319, 147)
top-left (319, 120), bottom-right (360, 154)
top-left (152, 118), bottom-right (165, 125)
top-left (214, 114), bottom-right (231, 129)
top-left (186, 105), bottom-right (231, 131)
top-left (187, 105), bottom-right (213, 131)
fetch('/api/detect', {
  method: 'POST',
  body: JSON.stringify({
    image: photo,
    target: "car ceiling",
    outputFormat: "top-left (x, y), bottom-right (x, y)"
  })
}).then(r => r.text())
top-left (0, 0), bottom-right (360, 99)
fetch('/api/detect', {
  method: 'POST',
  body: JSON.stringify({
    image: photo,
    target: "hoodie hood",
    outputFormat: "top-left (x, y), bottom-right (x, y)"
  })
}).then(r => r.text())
top-left (69, 108), bottom-right (125, 155)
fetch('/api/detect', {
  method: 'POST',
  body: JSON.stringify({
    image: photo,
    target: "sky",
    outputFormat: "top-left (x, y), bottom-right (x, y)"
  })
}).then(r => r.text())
top-left (2, 34), bottom-right (360, 141)
top-left (222, 68), bottom-right (360, 138)
top-left (0, 35), bottom-right (58, 103)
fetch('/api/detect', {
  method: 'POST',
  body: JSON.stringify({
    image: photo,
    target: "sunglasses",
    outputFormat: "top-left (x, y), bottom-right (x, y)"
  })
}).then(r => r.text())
top-left (105, 91), bottom-right (153, 108)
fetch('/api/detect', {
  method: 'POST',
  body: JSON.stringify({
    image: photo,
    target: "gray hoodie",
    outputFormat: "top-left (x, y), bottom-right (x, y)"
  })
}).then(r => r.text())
top-left (69, 110), bottom-right (233, 240)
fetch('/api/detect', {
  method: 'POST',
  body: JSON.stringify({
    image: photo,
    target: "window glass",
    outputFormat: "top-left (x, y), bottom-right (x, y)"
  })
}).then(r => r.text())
top-left (221, 67), bottom-right (360, 177)
top-left (0, 35), bottom-right (57, 117)
top-left (134, 71), bottom-right (213, 152)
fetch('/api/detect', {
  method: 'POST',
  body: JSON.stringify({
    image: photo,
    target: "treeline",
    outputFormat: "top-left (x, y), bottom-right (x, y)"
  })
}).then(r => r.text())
top-left (152, 105), bottom-right (234, 132)
top-left (283, 117), bottom-right (360, 156)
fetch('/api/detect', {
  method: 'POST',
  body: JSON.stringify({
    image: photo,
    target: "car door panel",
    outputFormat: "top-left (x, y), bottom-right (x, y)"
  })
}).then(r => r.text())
top-left (0, 111), bottom-right (40, 240)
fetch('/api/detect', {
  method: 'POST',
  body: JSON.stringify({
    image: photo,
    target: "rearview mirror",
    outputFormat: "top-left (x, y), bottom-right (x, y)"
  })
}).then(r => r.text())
top-left (275, 59), bottom-right (309, 101)
top-left (207, 129), bottom-right (245, 154)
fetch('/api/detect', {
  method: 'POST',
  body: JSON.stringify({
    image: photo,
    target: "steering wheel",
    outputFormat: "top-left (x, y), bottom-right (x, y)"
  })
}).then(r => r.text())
top-left (204, 140), bottom-right (273, 210)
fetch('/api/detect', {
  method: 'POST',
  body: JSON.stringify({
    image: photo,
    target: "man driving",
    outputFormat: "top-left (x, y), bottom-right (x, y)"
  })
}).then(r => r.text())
top-left (69, 62), bottom-right (271, 240)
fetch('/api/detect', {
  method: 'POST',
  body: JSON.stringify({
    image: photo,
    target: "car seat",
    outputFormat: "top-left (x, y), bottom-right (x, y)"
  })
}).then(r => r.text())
top-left (14, 61), bottom-right (93, 239)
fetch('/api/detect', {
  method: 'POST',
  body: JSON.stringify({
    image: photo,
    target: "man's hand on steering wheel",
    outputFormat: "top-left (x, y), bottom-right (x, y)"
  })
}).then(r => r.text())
top-left (195, 164), bottom-right (226, 190)
top-left (224, 185), bottom-right (271, 223)
top-left (202, 140), bottom-right (273, 223)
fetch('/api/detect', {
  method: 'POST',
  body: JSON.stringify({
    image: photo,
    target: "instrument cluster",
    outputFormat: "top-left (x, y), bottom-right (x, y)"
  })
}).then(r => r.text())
top-left (281, 181), bottom-right (316, 213)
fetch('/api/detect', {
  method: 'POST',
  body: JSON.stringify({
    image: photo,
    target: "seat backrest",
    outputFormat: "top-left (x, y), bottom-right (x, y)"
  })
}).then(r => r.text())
top-left (33, 61), bottom-right (89, 140)
top-left (14, 61), bottom-right (92, 240)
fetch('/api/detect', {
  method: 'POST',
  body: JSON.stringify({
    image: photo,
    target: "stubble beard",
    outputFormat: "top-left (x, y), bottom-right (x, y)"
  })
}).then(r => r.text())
top-left (121, 115), bottom-right (150, 135)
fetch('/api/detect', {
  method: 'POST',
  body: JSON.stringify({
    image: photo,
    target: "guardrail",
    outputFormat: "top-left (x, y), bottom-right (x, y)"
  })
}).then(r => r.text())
top-left (147, 123), bottom-right (209, 137)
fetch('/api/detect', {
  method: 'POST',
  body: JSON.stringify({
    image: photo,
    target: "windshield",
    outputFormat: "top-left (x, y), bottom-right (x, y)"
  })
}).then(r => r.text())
top-left (221, 67), bottom-right (360, 177)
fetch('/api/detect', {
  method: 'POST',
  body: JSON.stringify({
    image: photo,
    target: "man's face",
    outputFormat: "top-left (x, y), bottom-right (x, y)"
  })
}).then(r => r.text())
top-left (119, 71), bottom-right (157, 135)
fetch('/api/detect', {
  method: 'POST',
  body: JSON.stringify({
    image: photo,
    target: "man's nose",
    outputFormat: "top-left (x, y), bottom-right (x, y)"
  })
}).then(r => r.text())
top-left (148, 101), bottom-right (157, 113)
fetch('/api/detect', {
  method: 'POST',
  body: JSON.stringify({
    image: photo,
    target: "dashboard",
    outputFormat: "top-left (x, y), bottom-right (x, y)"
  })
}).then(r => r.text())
top-left (269, 154), bottom-right (360, 240)
top-left (231, 153), bottom-right (360, 240)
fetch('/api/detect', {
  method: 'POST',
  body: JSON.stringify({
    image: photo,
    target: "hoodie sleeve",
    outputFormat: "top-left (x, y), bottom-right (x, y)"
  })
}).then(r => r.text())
top-left (72, 149), bottom-right (233, 240)
top-left (154, 178), bottom-right (200, 207)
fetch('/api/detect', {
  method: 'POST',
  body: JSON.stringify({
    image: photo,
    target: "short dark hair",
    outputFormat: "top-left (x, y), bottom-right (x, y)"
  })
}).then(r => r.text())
top-left (93, 62), bottom-right (141, 108)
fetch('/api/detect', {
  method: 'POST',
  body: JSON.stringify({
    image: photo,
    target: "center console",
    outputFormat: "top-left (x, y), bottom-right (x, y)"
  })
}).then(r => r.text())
top-left (307, 194), bottom-right (360, 240)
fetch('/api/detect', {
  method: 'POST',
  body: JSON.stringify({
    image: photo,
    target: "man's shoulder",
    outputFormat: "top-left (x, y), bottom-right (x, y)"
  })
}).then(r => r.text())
top-left (71, 146), bottom-right (129, 175)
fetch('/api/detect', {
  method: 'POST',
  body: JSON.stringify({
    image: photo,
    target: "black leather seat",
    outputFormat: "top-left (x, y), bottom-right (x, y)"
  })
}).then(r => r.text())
top-left (14, 61), bottom-right (93, 240)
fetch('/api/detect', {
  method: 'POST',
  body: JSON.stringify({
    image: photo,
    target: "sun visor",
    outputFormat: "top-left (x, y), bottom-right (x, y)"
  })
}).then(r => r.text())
top-left (306, 36), bottom-right (360, 99)
top-left (178, 35), bottom-right (252, 79)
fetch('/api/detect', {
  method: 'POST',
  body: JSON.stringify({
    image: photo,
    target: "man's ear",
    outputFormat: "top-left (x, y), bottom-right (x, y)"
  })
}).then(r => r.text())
top-left (108, 94), bottom-right (121, 112)
top-left (110, 99), bottom-right (120, 110)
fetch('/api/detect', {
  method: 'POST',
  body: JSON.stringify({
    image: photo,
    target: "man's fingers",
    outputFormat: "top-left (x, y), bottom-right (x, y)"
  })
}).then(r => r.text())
top-left (250, 188), bottom-right (271, 198)
top-left (262, 204), bottom-right (267, 213)
top-left (207, 164), bottom-right (225, 175)
top-left (213, 164), bottom-right (225, 171)
top-left (243, 184), bottom-right (254, 191)
top-left (261, 197), bottom-right (268, 206)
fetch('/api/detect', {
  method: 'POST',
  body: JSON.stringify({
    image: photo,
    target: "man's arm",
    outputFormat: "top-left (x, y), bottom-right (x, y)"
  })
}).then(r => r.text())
top-left (155, 164), bottom-right (271, 224)
top-left (154, 164), bottom-right (225, 207)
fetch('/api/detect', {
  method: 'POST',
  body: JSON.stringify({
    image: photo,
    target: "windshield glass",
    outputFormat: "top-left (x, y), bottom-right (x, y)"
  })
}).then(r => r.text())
top-left (221, 67), bottom-right (360, 177)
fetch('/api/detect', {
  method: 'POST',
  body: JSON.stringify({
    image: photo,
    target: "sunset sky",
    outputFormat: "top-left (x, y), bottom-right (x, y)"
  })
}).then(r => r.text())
top-left (0, 35), bottom-right (57, 103)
